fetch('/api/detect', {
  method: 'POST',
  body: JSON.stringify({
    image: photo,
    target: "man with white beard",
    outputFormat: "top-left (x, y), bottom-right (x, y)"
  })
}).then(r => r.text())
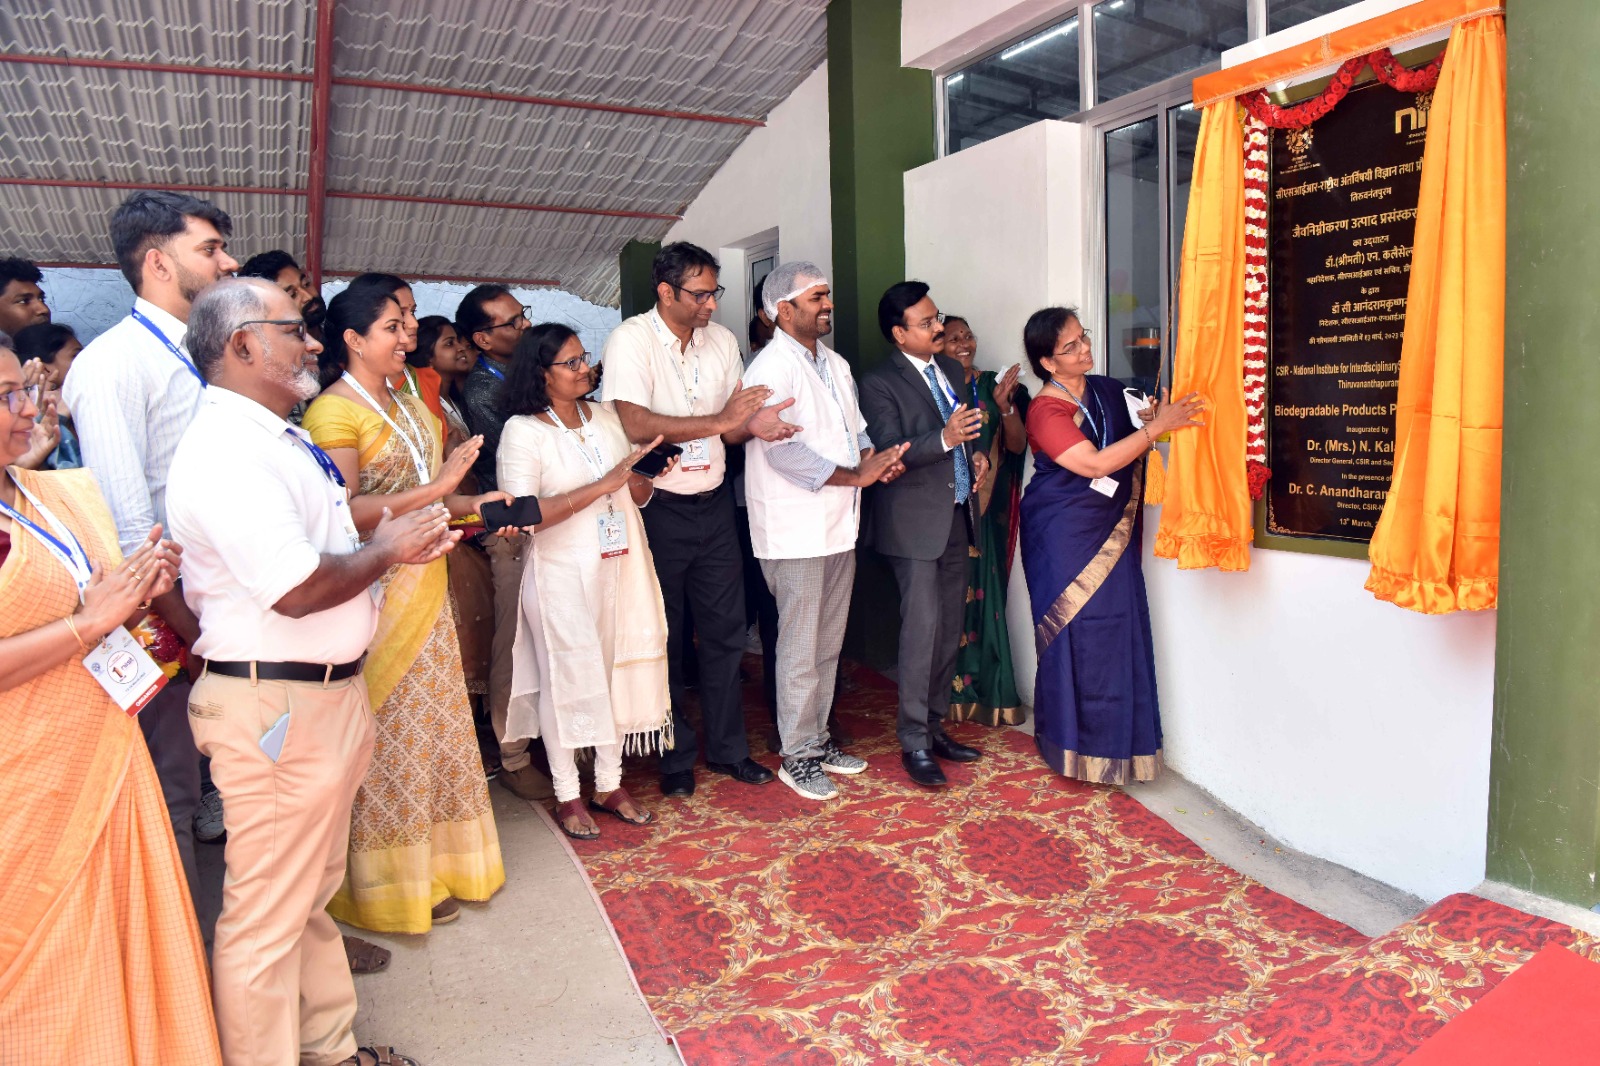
top-left (168, 277), bottom-right (446, 1066)
top-left (64, 190), bottom-right (240, 905)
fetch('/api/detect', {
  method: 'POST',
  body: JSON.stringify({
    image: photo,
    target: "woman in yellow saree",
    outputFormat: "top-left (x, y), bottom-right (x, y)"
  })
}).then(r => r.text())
top-left (303, 286), bottom-right (507, 934)
top-left (0, 345), bottom-right (220, 1063)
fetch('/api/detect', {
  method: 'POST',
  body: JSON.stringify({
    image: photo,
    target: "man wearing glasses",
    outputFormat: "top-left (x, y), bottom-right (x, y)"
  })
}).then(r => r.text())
top-left (601, 241), bottom-right (798, 797)
top-left (455, 284), bottom-right (555, 802)
top-left (64, 190), bottom-right (239, 905)
top-left (859, 281), bottom-right (989, 788)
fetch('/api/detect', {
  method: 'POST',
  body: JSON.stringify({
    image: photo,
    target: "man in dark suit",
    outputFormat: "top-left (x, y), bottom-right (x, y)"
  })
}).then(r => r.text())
top-left (859, 281), bottom-right (988, 786)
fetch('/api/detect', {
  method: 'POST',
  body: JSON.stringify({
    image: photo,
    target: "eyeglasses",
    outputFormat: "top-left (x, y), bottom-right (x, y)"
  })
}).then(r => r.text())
top-left (483, 307), bottom-right (534, 334)
top-left (1058, 329), bottom-right (1093, 357)
top-left (910, 312), bottom-right (946, 332)
top-left (238, 318), bottom-right (309, 342)
top-left (550, 354), bottom-right (592, 372)
top-left (1, 383), bottom-right (42, 415)
top-left (671, 284), bottom-right (726, 306)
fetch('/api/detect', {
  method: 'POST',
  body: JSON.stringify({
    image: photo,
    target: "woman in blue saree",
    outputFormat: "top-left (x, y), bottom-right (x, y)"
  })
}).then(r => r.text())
top-left (1018, 308), bottom-right (1203, 784)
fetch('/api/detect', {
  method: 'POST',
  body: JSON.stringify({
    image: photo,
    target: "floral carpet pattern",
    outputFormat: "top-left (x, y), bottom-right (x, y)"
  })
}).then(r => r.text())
top-left (567, 662), bottom-right (1594, 1065)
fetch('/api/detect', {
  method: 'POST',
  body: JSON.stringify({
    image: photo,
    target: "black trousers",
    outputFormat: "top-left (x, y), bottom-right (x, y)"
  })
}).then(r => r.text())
top-left (644, 483), bottom-right (751, 773)
top-left (735, 503), bottom-right (780, 714)
top-left (885, 505), bottom-right (971, 752)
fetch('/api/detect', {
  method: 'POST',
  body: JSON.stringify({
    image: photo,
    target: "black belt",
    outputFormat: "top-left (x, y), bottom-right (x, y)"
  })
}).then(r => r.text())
top-left (655, 483), bottom-right (725, 502)
top-left (205, 658), bottom-right (365, 684)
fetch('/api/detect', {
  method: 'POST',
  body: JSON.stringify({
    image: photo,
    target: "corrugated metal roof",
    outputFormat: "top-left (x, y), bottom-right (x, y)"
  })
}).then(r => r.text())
top-left (0, 0), bottom-right (828, 305)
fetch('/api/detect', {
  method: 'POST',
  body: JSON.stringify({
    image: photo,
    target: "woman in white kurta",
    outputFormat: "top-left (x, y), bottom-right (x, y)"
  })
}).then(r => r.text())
top-left (497, 324), bottom-right (674, 839)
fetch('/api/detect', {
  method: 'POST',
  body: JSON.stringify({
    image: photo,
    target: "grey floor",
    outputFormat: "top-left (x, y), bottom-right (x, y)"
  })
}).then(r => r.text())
top-left (194, 711), bottom-right (1560, 1066)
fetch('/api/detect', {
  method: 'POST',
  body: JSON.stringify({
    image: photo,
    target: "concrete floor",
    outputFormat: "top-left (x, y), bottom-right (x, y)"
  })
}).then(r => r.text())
top-left (188, 715), bottom-right (1507, 1065)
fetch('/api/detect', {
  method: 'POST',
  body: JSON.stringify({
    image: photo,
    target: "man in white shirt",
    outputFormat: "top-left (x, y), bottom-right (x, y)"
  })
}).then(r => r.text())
top-left (601, 241), bottom-right (797, 797)
top-left (859, 281), bottom-right (990, 788)
top-left (62, 190), bottom-right (239, 901)
top-left (169, 277), bottom-right (448, 1066)
top-left (743, 262), bottom-right (907, 800)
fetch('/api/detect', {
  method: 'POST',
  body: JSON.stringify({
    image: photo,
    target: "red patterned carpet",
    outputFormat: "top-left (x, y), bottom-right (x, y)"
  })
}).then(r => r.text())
top-left (563, 662), bottom-right (1598, 1065)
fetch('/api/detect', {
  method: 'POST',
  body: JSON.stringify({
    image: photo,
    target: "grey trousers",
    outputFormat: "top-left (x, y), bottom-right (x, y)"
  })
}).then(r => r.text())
top-left (142, 676), bottom-right (201, 905)
top-left (760, 550), bottom-right (856, 760)
top-left (486, 534), bottom-right (532, 771)
top-left (886, 505), bottom-right (970, 752)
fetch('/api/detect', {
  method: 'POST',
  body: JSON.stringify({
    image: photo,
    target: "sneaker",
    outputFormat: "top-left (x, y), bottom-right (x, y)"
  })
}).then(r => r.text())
top-left (819, 741), bottom-right (867, 776)
top-left (778, 757), bottom-right (837, 801)
top-left (194, 783), bottom-right (225, 843)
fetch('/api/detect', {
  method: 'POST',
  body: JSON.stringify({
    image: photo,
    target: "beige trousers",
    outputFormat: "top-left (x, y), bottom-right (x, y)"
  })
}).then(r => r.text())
top-left (188, 670), bottom-right (376, 1066)
top-left (486, 534), bottom-right (531, 770)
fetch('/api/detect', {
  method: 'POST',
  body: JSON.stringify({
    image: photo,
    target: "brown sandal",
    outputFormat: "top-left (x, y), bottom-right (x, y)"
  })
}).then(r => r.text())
top-left (343, 935), bottom-right (391, 974)
top-left (556, 798), bottom-right (599, 840)
top-left (589, 786), bottom-right (653, 826)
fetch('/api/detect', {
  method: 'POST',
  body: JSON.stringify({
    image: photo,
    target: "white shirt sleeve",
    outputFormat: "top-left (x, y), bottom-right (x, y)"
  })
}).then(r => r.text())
top-left (65, 355), bottom-right (157, 554)
top-left (170, 455), bottom-right (323, 612)
top-left (598, 323), bottom-right (656, 408)
top-left (497, 417), bottom-right (545, 499)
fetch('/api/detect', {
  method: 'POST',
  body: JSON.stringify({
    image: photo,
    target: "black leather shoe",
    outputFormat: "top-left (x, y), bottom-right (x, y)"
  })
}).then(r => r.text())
top-left (901, 749), bottom-right (948, 787)
top-left (659, 770), bottom-right (696, 797)
top-left (706, 757), bottom-right (776, 785)
top-left (930, 732), bottom-right (982, 762)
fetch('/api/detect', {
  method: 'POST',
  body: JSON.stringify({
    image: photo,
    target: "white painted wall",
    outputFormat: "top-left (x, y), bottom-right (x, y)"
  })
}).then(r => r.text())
top-left (902, 0), bottom-right (1076, 71)
top-left (664, 62), bottom-right (832, 353)
top-left (896, 0), bottom-right (1494, 900)
top-left (39, 267), bottom-right (618, 355)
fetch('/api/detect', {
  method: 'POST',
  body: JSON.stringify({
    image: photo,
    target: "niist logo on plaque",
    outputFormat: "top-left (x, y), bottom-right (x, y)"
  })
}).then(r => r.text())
top-left (1267, 78), bottom-right (1429, 542)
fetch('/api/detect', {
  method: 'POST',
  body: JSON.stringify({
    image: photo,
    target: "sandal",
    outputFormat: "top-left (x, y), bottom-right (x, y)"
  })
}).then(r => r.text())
top-left (344, 1046), bottom-right (421, 1066)
top-left (557, 798), bottom-right (600, 840)
top-left (343, 935), bottom-right (391, 975)
top-left (589, 786), bottom-right (653, 826)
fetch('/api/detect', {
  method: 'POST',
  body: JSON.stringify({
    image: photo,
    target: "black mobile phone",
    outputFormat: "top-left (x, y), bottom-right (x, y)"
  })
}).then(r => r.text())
top-left (631, 442), bottom-right (684, 479)
top-left (480, 495), bottom-right (542, 529)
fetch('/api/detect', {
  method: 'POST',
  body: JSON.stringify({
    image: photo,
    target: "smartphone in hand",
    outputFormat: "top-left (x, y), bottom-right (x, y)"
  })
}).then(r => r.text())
top-left (480, 496), bottom-right (543, 530)
top-left (631, 442), bottom-right (684, 479)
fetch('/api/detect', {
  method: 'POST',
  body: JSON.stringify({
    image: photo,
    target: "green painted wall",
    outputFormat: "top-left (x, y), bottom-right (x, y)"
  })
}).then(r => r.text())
top-left (618, 239), bottom-right (661, 319)
top-left (828, 0), bottom-right (936, 668)
top-left (1487, 2), bottom-right (1600, 904)
top-left (828, 0), bottom-right (935, 375)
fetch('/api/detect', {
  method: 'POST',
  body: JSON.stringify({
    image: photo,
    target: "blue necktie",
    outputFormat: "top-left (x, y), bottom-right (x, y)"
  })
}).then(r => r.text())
top-left (924, 364), bottom-right (970, 504)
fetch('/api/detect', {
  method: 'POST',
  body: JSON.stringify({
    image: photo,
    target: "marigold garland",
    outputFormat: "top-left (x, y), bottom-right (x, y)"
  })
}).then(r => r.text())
top-left (1233, 47), bottom-right (1445, 501)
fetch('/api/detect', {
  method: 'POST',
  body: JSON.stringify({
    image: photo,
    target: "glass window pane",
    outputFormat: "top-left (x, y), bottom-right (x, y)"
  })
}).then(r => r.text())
top-left (1270, 0), bottom-right (1361, 34)
top-left (1093, 0), bottom-right (1247, 104)
top-left (1166, 102), bottom-right (1202, 384)
top-left (1105, 116), bottom-right (1162, 393)
top-left (945, 16), bottom-right (1080, 154)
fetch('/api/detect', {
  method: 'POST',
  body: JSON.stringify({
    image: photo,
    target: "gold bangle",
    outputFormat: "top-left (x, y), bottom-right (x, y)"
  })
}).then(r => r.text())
top-left (1141, 425), bottom-right (1154, 445)
top-left (566, 492), bottom-right (576, 515)
top-left (64, 614), bottom-right (91, 654)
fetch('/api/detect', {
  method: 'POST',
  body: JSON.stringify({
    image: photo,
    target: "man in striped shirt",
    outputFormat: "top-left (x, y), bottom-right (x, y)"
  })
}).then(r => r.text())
top-left (64, 190), bottom-right (239, 904)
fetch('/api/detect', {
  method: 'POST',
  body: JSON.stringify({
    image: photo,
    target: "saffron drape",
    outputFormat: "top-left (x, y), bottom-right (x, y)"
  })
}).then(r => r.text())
top-left (1152, 100), bottom-right (1252, 571)
top-left (1365, 14), bottom-right (1505, 612)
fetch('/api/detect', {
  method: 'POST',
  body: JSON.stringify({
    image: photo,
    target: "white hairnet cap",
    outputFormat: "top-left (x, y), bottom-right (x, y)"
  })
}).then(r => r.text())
top-left (761, 260), bottom-right (829, 318)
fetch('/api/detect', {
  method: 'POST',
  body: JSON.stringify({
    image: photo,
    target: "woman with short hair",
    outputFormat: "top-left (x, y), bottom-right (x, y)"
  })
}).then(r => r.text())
top-left (498, 324), bottom-right (673, 839)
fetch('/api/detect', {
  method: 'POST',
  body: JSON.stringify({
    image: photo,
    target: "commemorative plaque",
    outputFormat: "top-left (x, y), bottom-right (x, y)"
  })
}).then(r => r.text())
top-left (1267, 79), bottom-right (1430, 541)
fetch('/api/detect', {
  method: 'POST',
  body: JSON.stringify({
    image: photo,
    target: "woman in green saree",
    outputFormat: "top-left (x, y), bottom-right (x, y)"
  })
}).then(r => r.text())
top-left (943, 316), bottom-right (1028, 727)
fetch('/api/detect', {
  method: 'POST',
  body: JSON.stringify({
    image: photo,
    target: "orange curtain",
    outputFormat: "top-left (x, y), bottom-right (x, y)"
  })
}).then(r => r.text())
top-left (1364, 15), bottom-right (1505, 612)
top-left (1153, 101), bottom-right (1252, 571)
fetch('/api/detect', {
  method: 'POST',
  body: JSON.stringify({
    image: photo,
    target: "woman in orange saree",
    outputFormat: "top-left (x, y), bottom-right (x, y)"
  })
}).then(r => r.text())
top-left (0, 345), bottom-right (220, 1063)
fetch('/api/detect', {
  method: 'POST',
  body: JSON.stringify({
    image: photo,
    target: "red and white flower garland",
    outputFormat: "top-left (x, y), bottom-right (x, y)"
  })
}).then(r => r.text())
top-left (1231, 48), bottom-right (1445, 500)
top-left (1242, 111), bottom-right (1271, 499)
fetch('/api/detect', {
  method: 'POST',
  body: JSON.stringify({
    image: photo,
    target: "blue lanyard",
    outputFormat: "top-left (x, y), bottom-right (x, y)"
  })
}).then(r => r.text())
top-left (131, 308), bottom-right (205, 386)
top-left (1049, 380), bottom-right (1105, 446)
top-left (478, 356), bottom-right (506, 382)
top-left (968, 376), bottom-right (981, 411)
top-left (289, 432), bottom-right (347, 488)
top-left (0, 489), bottom-right (94, 597)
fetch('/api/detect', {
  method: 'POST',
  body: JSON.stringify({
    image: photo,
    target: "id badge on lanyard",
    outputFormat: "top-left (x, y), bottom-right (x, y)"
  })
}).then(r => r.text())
top-left (598, 505), bottom-right (628, 558)
top-left (1, 485), bottom-right (167, 715)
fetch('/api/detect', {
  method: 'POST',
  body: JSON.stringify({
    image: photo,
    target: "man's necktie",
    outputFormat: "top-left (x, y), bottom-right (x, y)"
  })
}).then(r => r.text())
top-left (923, 364), bottom-right (970, 504)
